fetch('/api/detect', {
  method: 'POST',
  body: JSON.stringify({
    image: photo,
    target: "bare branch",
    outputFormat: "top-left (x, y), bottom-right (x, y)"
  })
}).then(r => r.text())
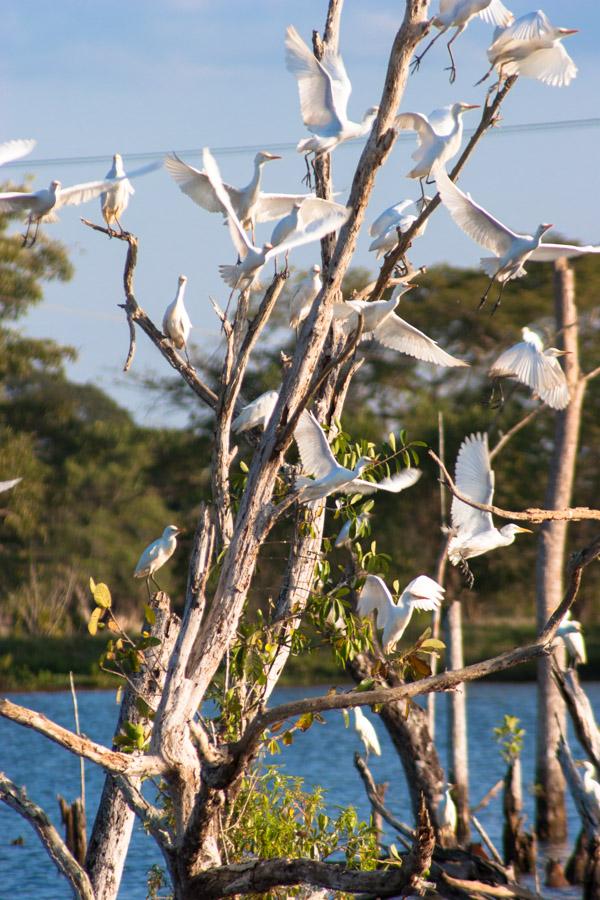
top-left (113, 775), bottom-right (173, 850)
top-left (553, 666), bottom-right (600, 771)
top-left (0, 771), bottom-right (94, 900)
top-left (489, 405), bottom-right (545, 462)
top-left (354, 753), bottom-right (415, 841)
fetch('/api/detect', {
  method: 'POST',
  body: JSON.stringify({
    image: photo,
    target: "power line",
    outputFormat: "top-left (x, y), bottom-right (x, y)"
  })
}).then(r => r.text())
top-left (3, 116), bottom-right (599, 170)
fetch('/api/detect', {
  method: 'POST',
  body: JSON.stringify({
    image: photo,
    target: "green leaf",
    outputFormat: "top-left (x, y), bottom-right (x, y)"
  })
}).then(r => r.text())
top-left (90, 580), bottom-right (112, 609)
top-left (420, 638), bottom-right (446, 652)
top-left (355, 677), bottom-right (375, 692)
top-left (388, 432), bottom-right (396, 452)
top-left (88, 607), bottom-right (103, 636)
top-left (240, 460), bottom-right (249, 473)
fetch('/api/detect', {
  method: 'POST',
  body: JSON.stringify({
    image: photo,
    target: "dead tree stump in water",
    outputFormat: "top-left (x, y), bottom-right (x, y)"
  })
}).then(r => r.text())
top-left (58, 795), bottom-right (87, 865)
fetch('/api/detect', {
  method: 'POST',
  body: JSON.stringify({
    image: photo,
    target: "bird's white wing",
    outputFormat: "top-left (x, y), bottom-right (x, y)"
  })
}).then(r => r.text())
top-left (427, 106), bottom-right (456, 137)
top-left (202, 148), bottom-right (254, 259)
top-left (0, 139), bottom-right (36, 167)
top-left (489, 340), bottom-right (539, 385)
top-left (351, 468), bottom-right (422, 496)
top-left (134, 539), bottom-right (162, 574)
top-left (0, 191), bottom-right (39, 212)
top-left (369, 200), bottom-right (413, 237)
top-left (356, 574), bottom-right (394, 628)
top-left (232, 390), bottom-right (279, 433)
top-left (503, 10), bottom-right (551, 43)
top-left (479, 0), bottom-right (513, 28)
top-left (434, 166), bottom-right (517, 256)
top-left (58, 179), bottom-right (124, 207)
top-left (395, 113), bottom-right (437, 150)
top-left (297, 197), bottom-right (349, 224)
top-left (124, 160), bottom-right (162, 181)
top-left (321, 44), bottom-right (352, 121)
top-left (293, 409), bottom-right (339, 479)
top-left (285, 26), bottom-right (342, 132)
top-left (0, 477), bottom-right (21, 493)
top-left (253, 192), bottom-right (313, 223)
top-left (164, 154), bottom-right (226, 213)
top-left (541, 356), bottom-right (570, 410)
top-left (374, 315), bottom-right (469, 368)
top-left (513, 44), bottom-right (577, 88)
top-left (530, 243), bottom-right (600, 262)
top-left (265, 205), bottom-right (351, 261)
top-left (438, 0), bottom-right (456, 14)
top-left (404, 574), bottom-right (444, 611)
top-left (451, 433), bottom-right (494, 536)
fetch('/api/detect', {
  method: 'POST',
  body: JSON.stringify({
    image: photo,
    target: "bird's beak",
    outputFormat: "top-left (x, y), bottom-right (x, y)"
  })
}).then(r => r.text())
top-left (559, 28), bottom-right (578, 36)
top-left (177, 527), bottom-right (187, 535)
top-left (402, 283), bottom-right (418, 291)
top-left (555, 350), bottom-right (572, 357)
top-left (463, 104), bottom-right (480, 110)
top-left (515, 526), bottom-right (533, 534)
top-left (265, 153), bottom-right (282, 160)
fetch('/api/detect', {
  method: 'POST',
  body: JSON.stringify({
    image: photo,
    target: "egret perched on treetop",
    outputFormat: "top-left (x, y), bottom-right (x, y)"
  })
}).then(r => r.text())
top-left (353, 707), bottom-right (382, 759)
top-left (489, 327), bottom-right (570, 410)
top-left (434, 165), bottom-right (554, 312)
top-left (134, 525), bottom-right (183, 593)
top-left (99, 154), bottom-right (159, 233)
top-left (293, 410), bottom-right (421, 503)
top-left (162, 275), bottom-right (192, 362)
top-left (357, 574), bottom-right (444, 653)
top-left (447, 433), bottom-right (531, 582)
top-left (289, 265), bottom-right (322, 329)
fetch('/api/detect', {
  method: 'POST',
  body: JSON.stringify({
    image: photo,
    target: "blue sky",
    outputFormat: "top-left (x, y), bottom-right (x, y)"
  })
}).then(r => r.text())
top-left (2, 0), bottom-right (599, 425)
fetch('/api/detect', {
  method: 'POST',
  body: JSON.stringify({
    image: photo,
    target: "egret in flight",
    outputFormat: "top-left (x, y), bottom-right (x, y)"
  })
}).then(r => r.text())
top-left (289, 265), bottom-right (322, 328)
top-left (557, 612), bottom-right (587, 668)
top-left (134, 525), bottom-right (183, 593)
top-left (489, 327), bottom-right (569, 410)
top-left (0, 478), bottom-right (21, 493)
top-left (478, 11), bottom-right (578, 88)
top-left (353, 707), bottom-right (382, 758)
top-left (165, 150), bottom-right (310, 236)
top-left (333, 284), bottom-right (469, 368)
top-left (357, 574), bottom-right (443, 653)
top-left (369, 197), bottom-right (431, 260)
top-left (232, 390), bottom-right (279, 434)
top-left (162, 275), bottom-right (192, 362)
top-left (447, 432), bottom-right (531, 584)
top-left (395, 103), bottom-right (479, 199)
top-left (0, 139), bottom-right (36, 167)
top-left (411, 0), bottom-right (513, 83)
top-left (293, 410), bottom-right (421, 503)
top-left (434, 165), bottom-right (553, 312)
top-left (285, 24), bottom-right (379, 182)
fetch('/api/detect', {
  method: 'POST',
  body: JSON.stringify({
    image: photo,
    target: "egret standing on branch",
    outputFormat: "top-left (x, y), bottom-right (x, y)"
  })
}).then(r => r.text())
top-left (353, 707), bottom-right (382, 759)
top-left (162, 275), bottom-right (192, 362)
top-left (357, 574), bottom-right (444, 653)
top-left (557, 612), bottom-right (587, 668)
top-left (368, 197), bottom-right (432, 260)
top-left (134, 525), bottom-right (183, 594)
top-left (99, 154), bottom-right (160, 234)
top-left (289, 265), bottom-right (322, 329)
top-left (447, 433), bottom-right (531, 584)
top-left (489, 327), bottom-right (570, 410)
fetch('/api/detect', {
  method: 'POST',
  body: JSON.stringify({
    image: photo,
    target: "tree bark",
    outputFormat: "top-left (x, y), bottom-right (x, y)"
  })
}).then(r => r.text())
top-left (535, 259), bottom-right (585, 841)
top-left (445, 597), bottom-right (470, 843)
top-left (503, 758), bottom-right (535, 874)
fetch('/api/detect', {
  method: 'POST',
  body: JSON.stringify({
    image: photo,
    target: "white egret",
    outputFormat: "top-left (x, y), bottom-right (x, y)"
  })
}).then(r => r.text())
top-left (353, 707), bottom-right (382, 758)
top-left (134, 525), bottom-right (183, 592)
top-left (0, 139), bottom-right (36, 167)
top-left (270, 198), bottom-right (349, 262)
top-left (289, 265), bottom-right (322, 328)
top-left (165, 150), bottom-right (310, 235)
top-left (434, 165), bottom-right (553, 312)
top-left (232, 390), bottom-right (279, 434)
top-left (557, 612), bottom-right (587, 668)
top-left (529, 243), bottom-right (600, 263)
top-left (99, 154), bottom-right (159, 233)
top-left (0, 176), bottom-right (131, 247)
top-left (162, 275), bottom-right (192, 360)
top-left (368, 197), bottom-right (431, 259)
top-left (395, 103), bottom-right (479, 198)
top-left (447, 433), bottom-right (532, 580)
top-left (581, 762), bottom-right (600, 808)
top-left (440, 785), bottom-right (458, 833)
top-left (357, 574), bottom-right (443, 653)
top-left (285, 25), bottom-right (379, 181)
top-left (335, 511), bottom-right (371, 548)
top-left (0, 478), bottom-right (21, 493)
top-left (202, 148), bottom-right (350, 291)
top-left (478, 11), bottom-right (578, 88)
top-left (333, 284), bottom-right (469, 368)
top-left (293, 410), bottom-right (421, 503)
top-left (489, 327), bottom-right (569, 410)
top-left (412, 0), bottom-right (513, 83)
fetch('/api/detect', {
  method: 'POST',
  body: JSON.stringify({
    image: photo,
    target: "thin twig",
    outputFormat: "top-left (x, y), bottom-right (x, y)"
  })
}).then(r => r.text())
top-left (489, 406), bottom-right (545, 462)
top-left (69, 672), bottom-right (85, 813)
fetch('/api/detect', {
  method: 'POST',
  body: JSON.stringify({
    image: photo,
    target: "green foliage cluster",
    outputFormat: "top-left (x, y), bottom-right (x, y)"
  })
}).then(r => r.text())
top-left (494, 714), bottom-right (525, 763)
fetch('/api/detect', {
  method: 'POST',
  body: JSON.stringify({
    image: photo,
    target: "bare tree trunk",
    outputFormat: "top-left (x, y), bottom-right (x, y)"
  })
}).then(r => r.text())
top-left (535, 259), bottom-right (586, 841)
top-left (503, 757), bottom-right (536, 874)
top-left (445, 598), bottom-right (470, 843)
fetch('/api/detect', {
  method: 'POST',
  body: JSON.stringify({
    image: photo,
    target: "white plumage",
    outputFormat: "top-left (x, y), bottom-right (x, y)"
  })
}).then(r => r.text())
top-left (0, 478), bottom-right (21, 493)
top-left (357, 574), bottom-right (444, 653)
top-left (134, 525), bottom-right (182, 586)
top-left (557, 612), bottom-right (587, 667)
top-left (529, 242), bottom-right (600, 263)
top-left (440, 785), bottom-right (458, 833)
top-left (335, 511), bottom-right (371, 548)
top-left (232, 390), bottom-right (279, 434)
top-left (581, 762), bottom-right (600, 807)
top-left (162, 275), bottom-right (192, 353)
top-left (289, 265), bottom-right (322, 328)
top-left (0, 139), bottom-right (36, 167)
top-left (489, 327), bottom-right (569, 410)
top-left (395, 103), bottom-right (479, 185)
top-left (353, 707), bottom-right (382, 758)
top-left (293, 410), bottom-right (421, 503)
top-left (448, 433), bottom-right (531, 567)
top-left (100, 153), bottom-right (135, 231)
top-left (368, 198), bottom-right (431, 259)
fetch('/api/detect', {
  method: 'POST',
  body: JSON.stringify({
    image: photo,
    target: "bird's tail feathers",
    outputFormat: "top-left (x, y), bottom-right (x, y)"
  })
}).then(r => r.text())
top-left (480, 257), bottom-right (500, 278)
top-left (219, 264), bottom-right (243, 289)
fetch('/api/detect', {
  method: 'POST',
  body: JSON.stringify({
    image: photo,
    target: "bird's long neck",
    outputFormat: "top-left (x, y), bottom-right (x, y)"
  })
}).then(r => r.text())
top-left (359, 111), bottom-right (377, 136)
top-left (244, 159), bottom-right (264, 203)
top-left (174, 283), bottom-right (186, 309)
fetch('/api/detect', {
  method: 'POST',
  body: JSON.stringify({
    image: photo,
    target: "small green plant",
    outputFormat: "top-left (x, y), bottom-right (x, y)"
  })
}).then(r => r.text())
top-left (494, 714), bottom-right (525, 762)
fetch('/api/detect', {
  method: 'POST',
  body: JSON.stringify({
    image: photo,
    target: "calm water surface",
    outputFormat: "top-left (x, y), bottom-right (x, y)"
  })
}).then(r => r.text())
top-left (1, 682), bottom-right (596, 898)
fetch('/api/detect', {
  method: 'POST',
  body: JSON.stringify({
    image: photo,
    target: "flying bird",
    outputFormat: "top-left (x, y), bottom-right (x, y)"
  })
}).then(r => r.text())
top-left (447, 432), bottom-right (531, 582)
top-left (165, 150), bottom-right (309, 236)
top-left (412, 0), bottom-right (513, 82)
top-left (333, 283), bottom-right (469, 368)
top-left (0, 139), bottom-right (36, 167)
top-left (162, 275), bottom-right (192, 361)
top-left (289, 264), bottom-right (322, 328)
top-left (369, 196), bottom-right (432, 260)
top-left (232, 390), bottom-right (280, 434)
top-left (285, 24), bottom-right (379, 182)
top-left (395, 103), bottom-right (479, 198)
top-left (335, 511), bottom-right (371, 548)
top-left (478, 10), bottom-right (578, 88)
top-left (0, 478), bottom-right (21, 493)
top-left (557, 612), bottom-right (587, 668)
top-left (134, 525), bottom-right (183, 592)
top-left (489, 327), bottom-right (569, 410)
top-left (293, 410), bottom-right (421, 503)
top-left (434, 165), bottom-right (553, 311)
top-left (353, 707), bottom-right (382, 758)
top-left (357, 574), bottom-right (443, 653)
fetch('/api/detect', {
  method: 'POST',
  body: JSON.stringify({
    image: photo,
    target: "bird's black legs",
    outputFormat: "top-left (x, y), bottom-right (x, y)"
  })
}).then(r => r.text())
top-left (151, 573), bottom-right (162, 592)
top-left (478, 276), bottom-right (495, 309)
top-left (458, 556), bottom-right (475, 590)
top-left (302, 154), bottom-right (315, 189)
top-left (410, 28), bottom-right (444, 75)
top-left (491, 281), bottom-right (506, 315)
top-left (485, 378), bottom-right (505, 410)
top-left (444, 30), bottom-right (462, 84)
top-left (475, 63), bottom-right (494, 87)
top-left (22, 217), bottom-right (38, 248)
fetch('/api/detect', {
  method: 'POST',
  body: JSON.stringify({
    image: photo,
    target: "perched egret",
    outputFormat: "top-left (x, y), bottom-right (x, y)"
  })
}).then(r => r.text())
top-left (202, 148), bottom-right (349, 291)
top-left (0, 139), bottom-right (36, 167)
top-left (165, 150), bottom-right (309, 234)
top-left (134, 525), bottom-right (183, 592)
top-left (353, 707), bottom-right (382, 758)
top-left (289, 265), bottom-right (322, 328)
top-left (447, 433), bottom-right (531, 580)
top-left (557, 612), bottom-right (587, 668)
top-left (434, 165), bottom-right (553, 312)
top-left (270, 197), bottom-right (350, 259)
top-left (293, 410), bottom-right (421, 503)
top-left (489, 327), bottom-right (569, 410)
top-left (335, 511), bottom-right (371, 548)
top-left (333, 284), bottom-right (469, 368)
top-left (440, 785), bottom-right (458, 833)
top-left (285, 25), bottom-right (379, 180)
top-left (162, 275), bottom-right (192, 360)
top-left (395, 103), bottom-right (479, 199)
top-left (0, 478), bottom-right (21, 493)
top-left (0, 176), bottom-right (131, 247)
top-left (368, 197), bottom-right (431, 259)
top-left (232, 390), bottom-right (280, 434)
top-left (100, 153), bottom-right (148, 233)
top-left (412, 0), bottom-right (513, 82)
top-left (478, 11), bottom-right (578, 88)
top-left (581, 762), bottom-right (600, 808)
top-left (357, 574), bottom-right (443, 653)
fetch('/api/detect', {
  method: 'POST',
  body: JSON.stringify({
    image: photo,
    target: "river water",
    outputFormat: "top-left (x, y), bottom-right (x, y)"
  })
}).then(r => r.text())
top-left (1, 682), bottom-right (596, 898)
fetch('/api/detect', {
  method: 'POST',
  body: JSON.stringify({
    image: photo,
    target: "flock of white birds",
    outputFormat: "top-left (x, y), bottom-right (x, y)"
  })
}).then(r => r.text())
top-left (0, 2), bottom-right (593, 780)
